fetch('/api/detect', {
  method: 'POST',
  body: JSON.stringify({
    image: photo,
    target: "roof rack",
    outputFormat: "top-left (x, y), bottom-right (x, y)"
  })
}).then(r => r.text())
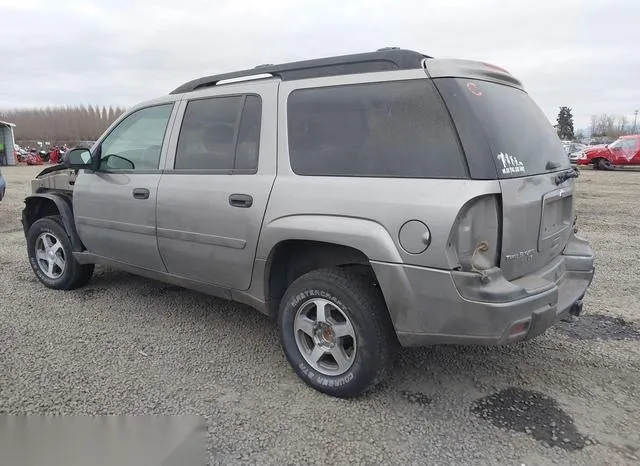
top-left (170, 48), bottom-right (431, 94)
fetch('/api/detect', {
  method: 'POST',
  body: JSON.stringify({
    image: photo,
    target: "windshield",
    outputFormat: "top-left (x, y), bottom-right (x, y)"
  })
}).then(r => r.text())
top-left (608, 139), bottom-right (623, 150)
top-left (436, 79), bottom-right (570, 178)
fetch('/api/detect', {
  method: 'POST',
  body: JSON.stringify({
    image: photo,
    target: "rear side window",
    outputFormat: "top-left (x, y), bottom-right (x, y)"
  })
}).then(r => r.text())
top-left (287, 80), bottom-right (467, 178)
top-left (175, 95), bottom-right (262, 171)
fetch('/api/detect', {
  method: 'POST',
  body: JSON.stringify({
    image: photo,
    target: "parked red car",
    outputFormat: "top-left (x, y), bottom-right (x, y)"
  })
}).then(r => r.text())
top-left (571, 135), bottom-right (640, 169)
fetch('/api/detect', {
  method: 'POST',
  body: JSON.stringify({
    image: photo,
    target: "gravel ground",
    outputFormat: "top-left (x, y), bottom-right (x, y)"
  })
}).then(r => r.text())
top-left (1, 165), bottom-right (640, 465)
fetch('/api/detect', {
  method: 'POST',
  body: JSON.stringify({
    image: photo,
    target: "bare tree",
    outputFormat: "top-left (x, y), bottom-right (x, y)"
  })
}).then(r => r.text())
top-left (588, 113), bottom-right (635, 139)
top-left (590, 115), bottom-right (598, 137)
top-left (617, 115), bottom-right (629, 135)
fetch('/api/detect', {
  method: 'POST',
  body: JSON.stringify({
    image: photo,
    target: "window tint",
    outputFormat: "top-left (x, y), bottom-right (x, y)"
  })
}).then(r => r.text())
top-left (175, 95), bottom-right (262, 171)
top-left (436, 79), bottom-right (570, 178)
top-left (287, 80), bottom-right (467, 178)
top-left (100, 104), bottom-right (173, 171)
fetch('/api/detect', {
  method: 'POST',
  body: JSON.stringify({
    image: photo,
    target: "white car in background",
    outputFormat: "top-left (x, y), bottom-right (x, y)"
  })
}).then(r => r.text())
top-left (564, 142), bottom-right (587, 163)
top-left (14, 144), bottom-right (27, 159)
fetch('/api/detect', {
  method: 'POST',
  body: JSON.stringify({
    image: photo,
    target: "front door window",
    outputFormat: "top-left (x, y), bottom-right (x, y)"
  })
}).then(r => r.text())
top-left (99, 104), bottom-right (173, 170)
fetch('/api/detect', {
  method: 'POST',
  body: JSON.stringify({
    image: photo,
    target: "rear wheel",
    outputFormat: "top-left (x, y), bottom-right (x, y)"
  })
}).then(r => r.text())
top-left (27, 216), bottom-right (94, 290)
top-left (278, 267), bottom-right (396, 398)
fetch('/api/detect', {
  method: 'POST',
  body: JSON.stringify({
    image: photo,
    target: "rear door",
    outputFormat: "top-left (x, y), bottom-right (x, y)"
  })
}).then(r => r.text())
top-left (433, 74), bottom-right (574, 280)
top-left (156, 80), bottom-right (277, 290)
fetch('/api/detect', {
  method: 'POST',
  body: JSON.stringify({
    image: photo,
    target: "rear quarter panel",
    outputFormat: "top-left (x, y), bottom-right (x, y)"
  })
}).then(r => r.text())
top-left (258, 70), bottom-right (501, 269)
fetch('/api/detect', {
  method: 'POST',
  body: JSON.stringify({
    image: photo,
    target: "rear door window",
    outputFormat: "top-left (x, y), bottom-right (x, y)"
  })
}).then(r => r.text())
top-left (435, 79), bottom-right (570, 178)
top-left (175, 95), bottom-right (262, 171)
top-left (287, 79), bottom-right (467, 178)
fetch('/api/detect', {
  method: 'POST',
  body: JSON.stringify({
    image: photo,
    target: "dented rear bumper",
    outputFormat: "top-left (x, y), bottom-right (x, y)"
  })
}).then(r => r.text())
top-left (371, 235), bottom-right (594, 347)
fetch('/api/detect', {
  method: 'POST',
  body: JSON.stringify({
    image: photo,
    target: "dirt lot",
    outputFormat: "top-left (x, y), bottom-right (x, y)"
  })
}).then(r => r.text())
top-left (1, 165), bottom-right (639, 465)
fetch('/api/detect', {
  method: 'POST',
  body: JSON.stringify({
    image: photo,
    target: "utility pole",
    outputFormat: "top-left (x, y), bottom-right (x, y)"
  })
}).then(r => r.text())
top-left (634, 110), bottom-right (638, 134)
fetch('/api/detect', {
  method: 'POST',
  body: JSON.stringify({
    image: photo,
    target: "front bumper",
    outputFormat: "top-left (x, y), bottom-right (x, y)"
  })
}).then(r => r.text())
top-left (371, 236), bottom-right (595, 347)
top-left (571, 157), bottom-right (589, 165)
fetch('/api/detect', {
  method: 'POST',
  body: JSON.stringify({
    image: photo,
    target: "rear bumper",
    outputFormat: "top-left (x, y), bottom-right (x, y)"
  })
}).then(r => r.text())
top-left (371, 235), bottom-right (595, 347)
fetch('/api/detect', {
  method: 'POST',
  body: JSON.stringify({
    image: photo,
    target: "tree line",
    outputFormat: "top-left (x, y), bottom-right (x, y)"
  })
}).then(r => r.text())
top-left (0, 105), bottom-right (126, 146)
top-left (557, 106), bottom-right (638, 141)
top-left (589, 113), bottom-right (637, 139)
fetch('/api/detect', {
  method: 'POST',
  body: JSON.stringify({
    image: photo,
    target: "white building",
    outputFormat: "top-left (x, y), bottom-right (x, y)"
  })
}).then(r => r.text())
top-left (0, 120), bottom-right (16, 165)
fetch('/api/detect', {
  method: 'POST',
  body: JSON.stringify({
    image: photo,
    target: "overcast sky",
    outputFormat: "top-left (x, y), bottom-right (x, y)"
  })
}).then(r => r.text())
top-left (1, 0), bottom-right (638, 130)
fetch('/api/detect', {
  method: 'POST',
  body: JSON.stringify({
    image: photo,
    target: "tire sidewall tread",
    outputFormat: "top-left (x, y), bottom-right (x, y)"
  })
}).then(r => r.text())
top-left (278, 267), bottom-right (394, 398)
top-left (27, 215), bottom-right (92, 290)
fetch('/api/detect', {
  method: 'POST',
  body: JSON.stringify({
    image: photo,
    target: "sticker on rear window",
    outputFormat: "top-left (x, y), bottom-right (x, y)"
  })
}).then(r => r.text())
top-left (497, 152), bottom-right (525, 175)
top-left (466, 82), bottom-right (483, 96)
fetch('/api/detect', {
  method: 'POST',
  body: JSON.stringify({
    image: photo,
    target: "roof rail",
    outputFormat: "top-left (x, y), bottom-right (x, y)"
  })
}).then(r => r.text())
top-left (170, 48), bottom-right (431, 94)
top-left (216, 73), bottom-right (274, 86)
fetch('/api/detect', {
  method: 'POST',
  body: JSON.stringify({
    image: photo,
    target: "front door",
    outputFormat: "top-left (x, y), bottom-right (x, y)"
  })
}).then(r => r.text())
top-left (156, 80), bottom-right (277, 290)
top-left (74, 102), bottom-right (178, 271)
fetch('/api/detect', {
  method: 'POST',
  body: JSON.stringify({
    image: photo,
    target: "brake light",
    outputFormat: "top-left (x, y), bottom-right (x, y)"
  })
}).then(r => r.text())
top-left (448, 195), bottom-right (501, 275)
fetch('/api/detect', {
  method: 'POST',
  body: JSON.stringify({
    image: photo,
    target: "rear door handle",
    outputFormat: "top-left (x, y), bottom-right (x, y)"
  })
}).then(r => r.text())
top-left (229, 193), bottom-right (253, 208)
top-left (132, 188), bottom-right (150, 199)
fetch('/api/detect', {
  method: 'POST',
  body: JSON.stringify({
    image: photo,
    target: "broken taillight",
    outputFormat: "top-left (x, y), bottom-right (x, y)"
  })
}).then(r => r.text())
top-left (448, 195), bottom-right (501, 274)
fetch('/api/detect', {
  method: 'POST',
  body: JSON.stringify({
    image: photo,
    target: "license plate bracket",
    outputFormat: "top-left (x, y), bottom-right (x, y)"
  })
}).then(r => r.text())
top-left (539, 188), bottom-right (572, 251)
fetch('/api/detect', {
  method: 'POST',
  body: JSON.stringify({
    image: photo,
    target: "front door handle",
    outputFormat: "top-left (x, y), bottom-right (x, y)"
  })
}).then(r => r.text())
top-left (132, 188), bottom-right (150, 199)
top-left (229, 193), bottom-right (253, 208)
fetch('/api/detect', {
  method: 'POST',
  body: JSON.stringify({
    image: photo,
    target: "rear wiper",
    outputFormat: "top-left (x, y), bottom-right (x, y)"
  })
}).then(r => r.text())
top-left (555, 168), bottom-right (579, 185)
top-left (545, 160), bottom-right (561, 170)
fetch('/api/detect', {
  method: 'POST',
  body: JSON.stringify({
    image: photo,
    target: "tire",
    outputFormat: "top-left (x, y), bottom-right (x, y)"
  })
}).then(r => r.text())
top-left (27, 215), bottom-right (94, 290)
top-left (597, 158), bottom-right (614, 170)
top-left (278, 267), bottom-right (396, 398)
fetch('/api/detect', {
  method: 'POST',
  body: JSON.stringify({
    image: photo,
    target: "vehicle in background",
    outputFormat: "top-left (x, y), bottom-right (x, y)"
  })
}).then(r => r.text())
top-left (21, 49), bottom-right (594, 397)
top-left (572, 135), bottom-right (640, 169)
top-left (14, 144), bottom-right (27, 157)
top-left (569, 142), bottom-right (586, 154)
top-left (562, 141), bottom-right (586, 157)
top-left (24, 149), bottom-right (44, 166)
top-left (561, 140), bottom-right (585, 152)
top-left (566, 142), bottom-right (587, 162)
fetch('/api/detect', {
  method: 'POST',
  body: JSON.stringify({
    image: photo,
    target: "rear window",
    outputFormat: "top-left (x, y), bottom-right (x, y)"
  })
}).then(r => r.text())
top-left (287, 79), bottom-right (467, 178)
top-left (436, 79), bottom-right (569, 178)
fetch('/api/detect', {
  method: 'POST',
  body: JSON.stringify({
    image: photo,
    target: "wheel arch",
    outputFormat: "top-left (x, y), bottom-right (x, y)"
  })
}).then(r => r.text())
top-left (264, 239), bottom-right (383, 318)
top-left (258, 215), bottom-right (402, 317)
top-left (23, 193), bottom-right (84, 251)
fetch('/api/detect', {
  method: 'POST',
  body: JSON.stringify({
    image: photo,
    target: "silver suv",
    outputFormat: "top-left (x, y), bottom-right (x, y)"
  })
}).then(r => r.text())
top-left (22, 49), bottom-right (594, 397)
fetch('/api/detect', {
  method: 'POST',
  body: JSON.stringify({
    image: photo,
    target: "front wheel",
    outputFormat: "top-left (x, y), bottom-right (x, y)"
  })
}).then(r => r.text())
top-left (27, 216), bottom-right (94, 290)
top-left (278, 268), bottom-right (396, 398)
top-left (597, 158), bottom-right (614, 170)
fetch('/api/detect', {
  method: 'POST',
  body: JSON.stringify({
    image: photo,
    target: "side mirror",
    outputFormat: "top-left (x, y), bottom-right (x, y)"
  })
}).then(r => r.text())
top-left (64, 148), bottom-right (93, 168)
top-left (102, 154), bottom-right (135, 170)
